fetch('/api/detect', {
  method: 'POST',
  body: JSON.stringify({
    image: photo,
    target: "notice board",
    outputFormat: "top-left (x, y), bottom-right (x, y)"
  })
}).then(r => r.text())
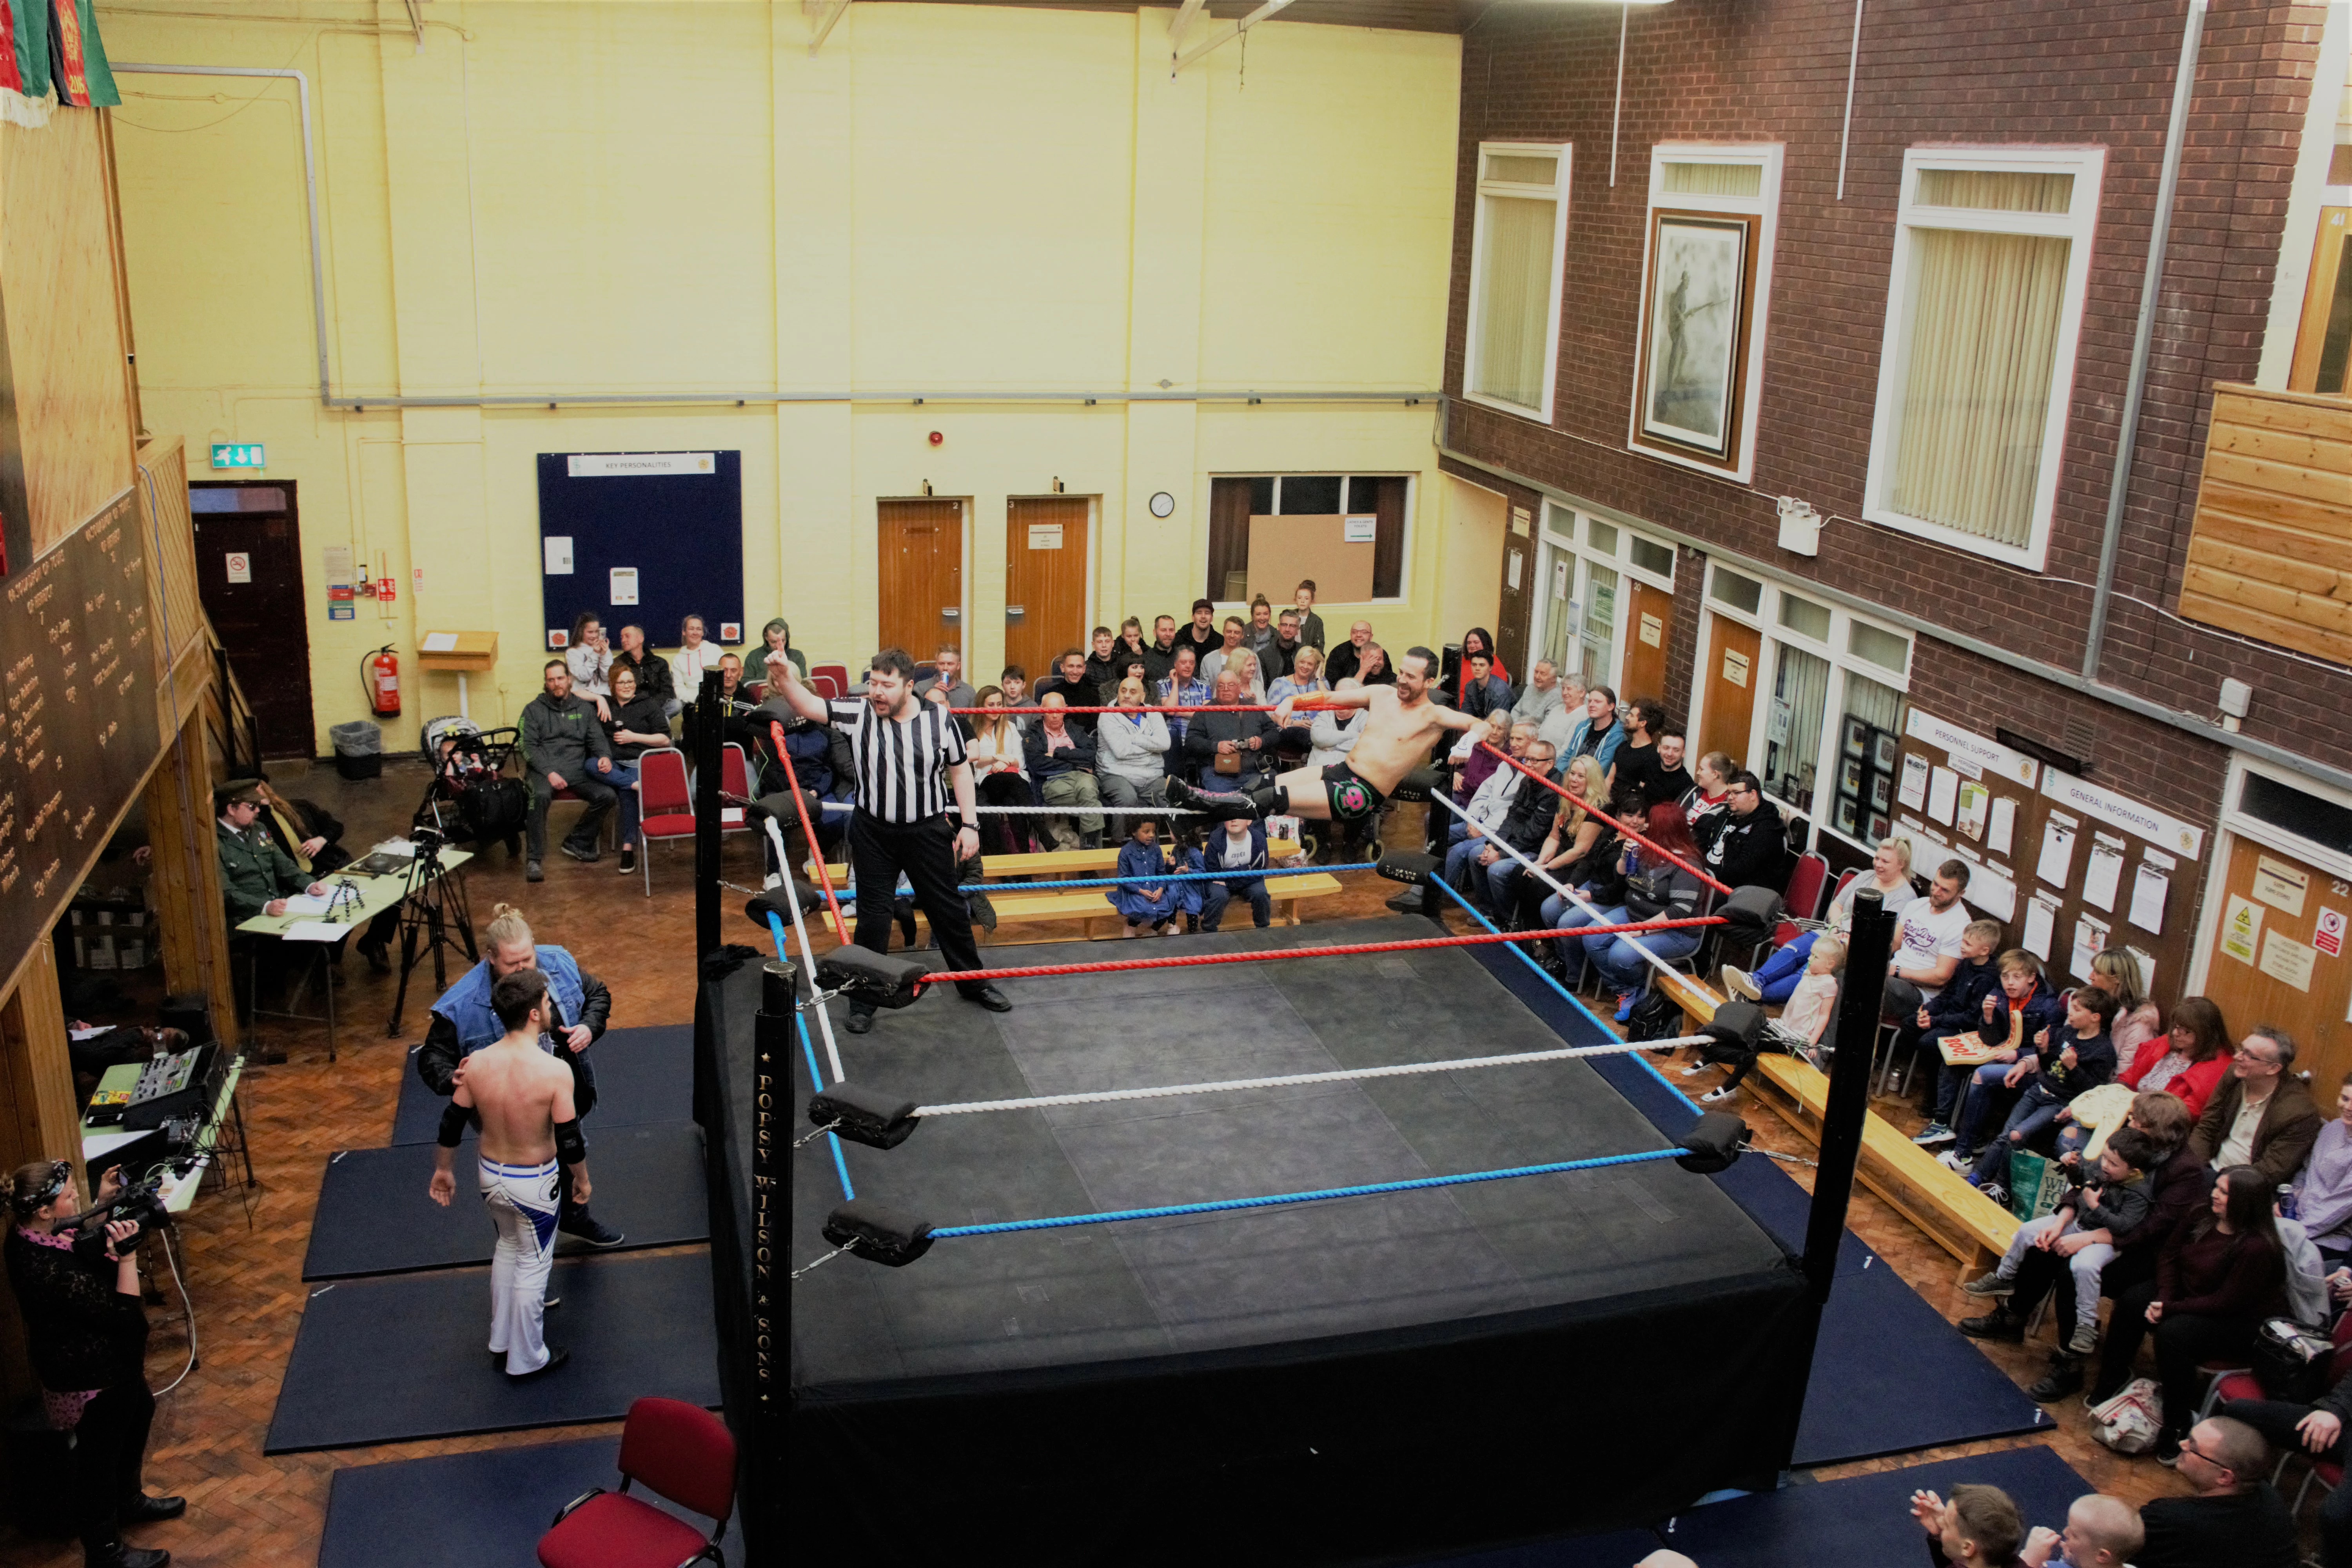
top-left (1890, 708), bottom-right (2200, 1009)
top-left (537, 452), bottom-right (744, 652)
top-left (1245, 514), bottom-right (1376, 604)
top-left (0, 488), bottom-right (162, 989)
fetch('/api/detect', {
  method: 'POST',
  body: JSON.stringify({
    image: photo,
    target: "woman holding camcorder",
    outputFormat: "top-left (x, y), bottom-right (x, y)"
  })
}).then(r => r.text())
top-left (5, 1159), bottom-right (183, 1568)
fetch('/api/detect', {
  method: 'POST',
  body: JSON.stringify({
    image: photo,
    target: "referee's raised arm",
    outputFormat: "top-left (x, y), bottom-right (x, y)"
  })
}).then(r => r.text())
top-left (764, 650), bottom-right (831, 726)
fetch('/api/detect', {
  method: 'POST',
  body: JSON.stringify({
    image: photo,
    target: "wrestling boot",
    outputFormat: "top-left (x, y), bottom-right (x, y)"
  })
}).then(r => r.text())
top-left (119, 1495), bottom-right (185, 1524)
top-left (558, 1194), bottom-right (625, 1249)
top-left (1165, 777), bottom-right (1279, 822)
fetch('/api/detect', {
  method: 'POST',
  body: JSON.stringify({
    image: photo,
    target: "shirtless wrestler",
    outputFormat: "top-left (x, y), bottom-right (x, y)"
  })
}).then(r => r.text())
top-left (1168, 646), bottom-right (1479, 829)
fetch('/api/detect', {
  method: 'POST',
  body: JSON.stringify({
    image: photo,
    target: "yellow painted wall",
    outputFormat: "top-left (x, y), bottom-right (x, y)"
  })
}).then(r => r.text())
top-left (105, 2), bottom-right (1466, 749)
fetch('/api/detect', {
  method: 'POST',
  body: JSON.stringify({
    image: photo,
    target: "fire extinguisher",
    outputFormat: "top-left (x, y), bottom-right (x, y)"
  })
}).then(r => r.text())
top-left (365, 645), bottom-right (401, 718)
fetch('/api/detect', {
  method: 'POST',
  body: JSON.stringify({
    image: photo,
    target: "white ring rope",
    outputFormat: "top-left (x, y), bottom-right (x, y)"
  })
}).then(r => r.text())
top-left (1429, 787), bottom-right (1695, 991)
top-left (911, 1034), bottom-right (1715, 1117)
top-left (763, 815), bottom-right (847, 1083)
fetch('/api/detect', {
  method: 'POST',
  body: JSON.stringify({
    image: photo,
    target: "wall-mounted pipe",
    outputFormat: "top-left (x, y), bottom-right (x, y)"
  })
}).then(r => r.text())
top-left (113, 64), bottom-right (330, 405)
top-left (2080, 0), bottom-right (2205, 682)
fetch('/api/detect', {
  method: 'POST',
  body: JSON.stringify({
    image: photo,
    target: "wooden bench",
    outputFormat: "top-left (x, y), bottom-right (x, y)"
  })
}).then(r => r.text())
top-left (1657, 969), bottom-right (2018, 1281)
top-left (811, 840), bottom-right (1303, 886)
top-left (978, 872), bottom-right (1345, 940)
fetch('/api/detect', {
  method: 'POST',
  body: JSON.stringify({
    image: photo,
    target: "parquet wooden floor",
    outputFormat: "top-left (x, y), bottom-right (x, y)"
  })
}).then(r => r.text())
top-left (0, 760), bottom-right (2220, 1564)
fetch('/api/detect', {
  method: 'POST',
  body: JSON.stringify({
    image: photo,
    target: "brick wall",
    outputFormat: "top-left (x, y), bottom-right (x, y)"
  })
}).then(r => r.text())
top-left (1438, 0), bottom-right (2333, 825)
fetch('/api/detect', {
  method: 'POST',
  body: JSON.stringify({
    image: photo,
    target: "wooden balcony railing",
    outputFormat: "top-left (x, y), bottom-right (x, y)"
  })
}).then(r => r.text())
top-left (2178, 383), bottom-right (2352, 665)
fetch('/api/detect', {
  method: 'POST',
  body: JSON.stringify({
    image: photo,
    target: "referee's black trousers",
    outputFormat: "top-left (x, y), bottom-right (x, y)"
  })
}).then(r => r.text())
top-left (848, 812), bottom-right (985, 1009)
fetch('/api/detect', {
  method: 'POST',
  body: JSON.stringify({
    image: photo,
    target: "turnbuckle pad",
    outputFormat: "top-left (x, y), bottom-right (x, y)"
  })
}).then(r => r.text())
top-left (815, 946), bottom-right (927, 1009)
top-left (808, 1083), bottom-right (921, 1150)
top-left (822, 1200), bottom-right (935, 1267)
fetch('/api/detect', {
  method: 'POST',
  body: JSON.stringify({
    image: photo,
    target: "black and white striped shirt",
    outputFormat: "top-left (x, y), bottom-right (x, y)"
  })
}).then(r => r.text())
top-left (826, 697), bottom-right (968, 824)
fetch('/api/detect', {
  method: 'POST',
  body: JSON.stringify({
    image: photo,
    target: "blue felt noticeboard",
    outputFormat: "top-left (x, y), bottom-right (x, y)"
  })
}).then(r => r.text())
top-left (537, 451), bottom-right (745, 652)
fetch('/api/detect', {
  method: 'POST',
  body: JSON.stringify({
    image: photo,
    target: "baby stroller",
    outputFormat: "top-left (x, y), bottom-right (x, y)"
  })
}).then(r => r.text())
top-left (417, 715), bottom-right (526, 859)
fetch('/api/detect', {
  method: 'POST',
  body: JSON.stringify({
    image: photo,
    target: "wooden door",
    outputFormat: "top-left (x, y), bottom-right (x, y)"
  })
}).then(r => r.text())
top-left (2290, 207), bottom-right (2350, 396)
top-left (1621, 580), bottom-right (1675, 706)
top-left (190, 483), bottom-right (314, 759)
top-left (877, 499), bottom-right (964, 661)
top-left (2198, 836), bottom-right (2352, 1091)
top-left (1005, 497), bottom-right (1090, 682)
top-left (1696, 616), bottom-right (1761, 771)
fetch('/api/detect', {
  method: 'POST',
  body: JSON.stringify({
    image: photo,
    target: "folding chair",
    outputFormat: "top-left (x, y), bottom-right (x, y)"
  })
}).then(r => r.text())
top-left (632, 748), bottom-right (692, 898)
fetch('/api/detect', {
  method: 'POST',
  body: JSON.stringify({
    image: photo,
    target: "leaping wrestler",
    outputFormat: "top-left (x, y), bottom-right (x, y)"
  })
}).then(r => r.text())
top-left (1168, 644), bottom-right (1483, 832)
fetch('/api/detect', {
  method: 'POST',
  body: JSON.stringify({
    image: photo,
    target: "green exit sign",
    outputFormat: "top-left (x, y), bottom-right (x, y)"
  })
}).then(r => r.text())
top-left (210, 442), bottom-right (265, 469)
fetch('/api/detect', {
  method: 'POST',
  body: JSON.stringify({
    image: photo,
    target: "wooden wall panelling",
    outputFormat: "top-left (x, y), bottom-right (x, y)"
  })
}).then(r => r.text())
top-left (0, 941), bottom-right (74, 1409)
top-left (0, 109), bottom-right (135, 557)
top-left (2178, 385), bottom-right (2352, 666)
top-left (98, 111), bottom-right (140, 446)
top-left (143, 706), bottom-right (238, 1051)
top-left (136, 436), bottom-right (201, 686)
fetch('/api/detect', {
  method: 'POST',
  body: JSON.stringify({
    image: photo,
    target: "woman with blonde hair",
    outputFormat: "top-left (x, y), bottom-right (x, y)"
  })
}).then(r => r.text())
top-left (1725, 835), bottom-right (1917, 1004)
top-left (966, 686), bottom-right (1035, 855)
top-left (1267, 644), bottom-right (1327, 730)
top-left (1510, 755), bottom-right (1615, 935)
top-left (2086, 947), bottom-right (2163, 1060)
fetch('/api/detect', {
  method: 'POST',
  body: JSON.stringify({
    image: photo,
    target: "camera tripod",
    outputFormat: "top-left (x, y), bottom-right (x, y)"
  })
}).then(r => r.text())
top-left (386, 828), bottom-right (477, 1035)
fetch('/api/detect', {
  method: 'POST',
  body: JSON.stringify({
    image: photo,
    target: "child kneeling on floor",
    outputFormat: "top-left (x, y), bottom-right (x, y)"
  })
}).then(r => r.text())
top-left (1956, 1125), bottom-right (2159, 1354)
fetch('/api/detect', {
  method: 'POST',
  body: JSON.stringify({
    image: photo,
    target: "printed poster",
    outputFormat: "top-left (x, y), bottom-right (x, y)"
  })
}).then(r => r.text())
top-left (2259, 929), bottom-right (2317, 992)
top-left (2252, 855), bottom-right (2310, 918)
top-left (2220, 893), bottom-right (2263, 965)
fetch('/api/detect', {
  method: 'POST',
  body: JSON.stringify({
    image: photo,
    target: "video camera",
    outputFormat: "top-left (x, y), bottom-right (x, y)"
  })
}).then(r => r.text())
top-left (61, 1168), bottom-right (180, 1261)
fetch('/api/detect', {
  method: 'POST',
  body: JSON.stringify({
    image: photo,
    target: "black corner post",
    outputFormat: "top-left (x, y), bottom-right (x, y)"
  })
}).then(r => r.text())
top-left (1800, 886), bottom-right (1894, 1304)
top-left (693, 668), bottom-right (724, 962)
top-left (748, 955), bottom-right (791, 1554)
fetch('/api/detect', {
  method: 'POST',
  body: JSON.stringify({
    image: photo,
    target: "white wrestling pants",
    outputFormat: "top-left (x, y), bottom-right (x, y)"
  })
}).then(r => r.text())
top-left (481, 1155), bottom-right (561, 1375)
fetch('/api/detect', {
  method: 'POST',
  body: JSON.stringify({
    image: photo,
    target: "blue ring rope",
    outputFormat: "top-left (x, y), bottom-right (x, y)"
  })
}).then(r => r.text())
top-left (1426, 871), bottom-right (1699, 1116)
top-left (770, 911), bottom-right (856, 1200)
top-left (930, 1146), bottom-right (1686, 1238)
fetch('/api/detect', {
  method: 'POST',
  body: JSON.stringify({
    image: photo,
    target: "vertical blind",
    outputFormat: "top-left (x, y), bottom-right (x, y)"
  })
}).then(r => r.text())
top-left (1887, 226), bottom-right (2069, 549)
top-left (1661, 161), bottom-right (1762, 199)
top-left (1766, 644), bottom-right (1829, 811)
top-left (1472, 192), bottom-right (1557, 411)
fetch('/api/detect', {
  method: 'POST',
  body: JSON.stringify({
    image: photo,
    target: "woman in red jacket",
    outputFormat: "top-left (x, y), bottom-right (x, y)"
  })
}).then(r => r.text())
top-left (2116, 995), bottom-right (2232, 1121)
top-left (2094, 1163), bottom-right (2287, 1462)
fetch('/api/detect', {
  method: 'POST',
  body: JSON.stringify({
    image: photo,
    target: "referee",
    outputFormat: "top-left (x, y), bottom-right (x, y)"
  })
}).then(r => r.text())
top-left (764, 647), bottom-right (1013, 1033)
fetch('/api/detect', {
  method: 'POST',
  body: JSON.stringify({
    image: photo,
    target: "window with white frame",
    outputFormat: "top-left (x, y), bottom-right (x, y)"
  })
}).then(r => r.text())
top-left (1532, 501), bottom-right (1674, 690)
top-left (1631, 144), bottom-right (1783, 481)
top-left (1465, 143), bottom-right (1571, 423)
top-left (1695, 563), bottom-right (1913, 852)
top-left (1862, 147), bottom-right (2106, 572)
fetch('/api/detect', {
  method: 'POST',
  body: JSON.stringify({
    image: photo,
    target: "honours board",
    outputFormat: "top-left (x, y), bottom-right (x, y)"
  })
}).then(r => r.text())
top-left (0, 488), bottom-right (163, 986)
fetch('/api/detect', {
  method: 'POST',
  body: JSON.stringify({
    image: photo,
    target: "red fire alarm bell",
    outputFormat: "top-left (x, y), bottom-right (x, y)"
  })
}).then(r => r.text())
top-left (928, 431), bottom-right (943, 446)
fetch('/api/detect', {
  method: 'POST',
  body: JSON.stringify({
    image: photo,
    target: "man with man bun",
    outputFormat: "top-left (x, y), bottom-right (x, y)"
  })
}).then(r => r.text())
top-left (428, 969), bottom-right (590, 1380)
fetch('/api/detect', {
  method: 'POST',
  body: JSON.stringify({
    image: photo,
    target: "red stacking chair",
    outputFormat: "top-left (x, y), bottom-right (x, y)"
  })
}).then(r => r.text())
top-left (537, 1396), bottom-right (736, 1568)
top-left (633, 748), bottom-right (693, 898)
top-left (812, 662), bottom-right (851, 700)
top-left (720, 744), bottom-right (751, 837)
top-left (1783, 851), bottom-right (1831, 925)
top-left (809, 670), bottom-right (844, 700)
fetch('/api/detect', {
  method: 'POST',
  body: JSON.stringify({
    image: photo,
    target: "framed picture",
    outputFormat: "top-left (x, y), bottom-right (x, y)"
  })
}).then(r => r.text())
top-left (547, 629), bottom-right (570, 650)
top-left (1871, 728), bottom-right (1901, 772)
top-left (1867, 810), bottom-right (1893, 843)
top-left (1632, 211), bottom-right (1759, 465)
top-left (1836, 797), bottom-right (1860, 836)
top-left (1869, 771), bottom-right (1894, 811)
top-left (1842, 716), bottom-right (1869, 759)
top-left (1840, 757), bottom-right (1864, 797)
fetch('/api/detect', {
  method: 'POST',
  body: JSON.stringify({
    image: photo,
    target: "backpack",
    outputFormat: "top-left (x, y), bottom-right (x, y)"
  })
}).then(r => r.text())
top-left (458, 777), bottom-right (528, 840)
top-left (1623, 984), bottom-right (1685, 1044)
top-left (2087, 1377), bottom-right (2164, 1454)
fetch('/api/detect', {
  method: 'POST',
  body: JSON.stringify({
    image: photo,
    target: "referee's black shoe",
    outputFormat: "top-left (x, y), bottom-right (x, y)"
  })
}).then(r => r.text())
top-left (559, 1208), bottom-right (625, 1248)
top-left (963, 984), bottom-right (1013, 1013)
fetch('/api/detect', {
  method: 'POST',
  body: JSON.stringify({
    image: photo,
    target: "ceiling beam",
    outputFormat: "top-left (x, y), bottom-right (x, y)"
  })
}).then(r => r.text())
top-left (1167, 0), bottom-right (1207, 54)
top-left (1174, 0), bottom-right (1296, 72)
top-left (807, 0), bottom-right (851, 56)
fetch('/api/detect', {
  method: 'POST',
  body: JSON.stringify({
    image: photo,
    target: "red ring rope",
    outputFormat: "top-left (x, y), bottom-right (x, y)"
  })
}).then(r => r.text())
top-left (946, 703), bottom-right (1282, 715)
top-left (1479, 741), bottom-right (1732, 895)
top-left (770, 718), bottom-right (849, 939)
top-left (916, 915), bottom-right (1723, 989)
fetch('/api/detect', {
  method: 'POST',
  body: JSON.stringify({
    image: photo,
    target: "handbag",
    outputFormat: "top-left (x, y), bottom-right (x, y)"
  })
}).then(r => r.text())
top-left (1624, 985), bottom-right (1684, 1044)
top-left (2087, 1376), bottom-right (2164, 1454)
top-left (2253, 1316), bottom-right (2337, 1401)
top-left (1213, 750), bottom-right (1241, 776)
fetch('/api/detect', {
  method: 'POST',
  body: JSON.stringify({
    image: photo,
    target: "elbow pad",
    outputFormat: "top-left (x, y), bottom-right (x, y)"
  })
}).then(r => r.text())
top-left (437, 1100), bottom-right (476, 1149)
top-left (554, 1120), bottom-right (588, 1168)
